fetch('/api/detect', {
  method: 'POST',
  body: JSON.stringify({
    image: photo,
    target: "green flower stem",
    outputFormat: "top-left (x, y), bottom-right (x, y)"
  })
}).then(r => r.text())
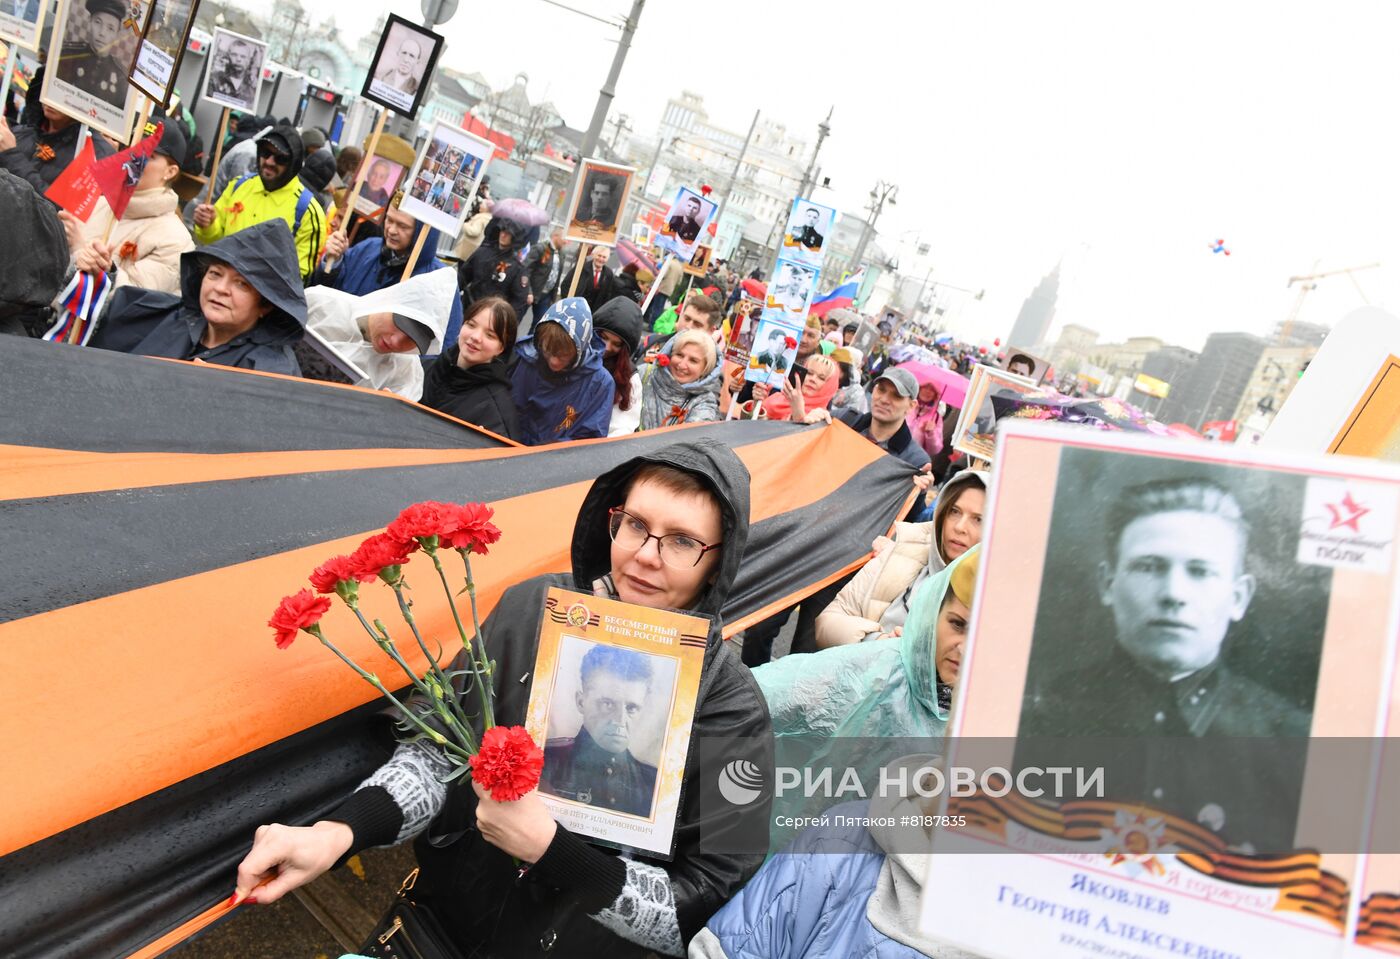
top-left (388, 578), bottom-right (475, 734)
top-left (313, 628), bottom-right (473, 763)
top-left (360, 605), bottom-right (477, 755)
top-left (458, 552), bottom-right (495, 729)
top-left (431, 550), bottom-right (494, 729)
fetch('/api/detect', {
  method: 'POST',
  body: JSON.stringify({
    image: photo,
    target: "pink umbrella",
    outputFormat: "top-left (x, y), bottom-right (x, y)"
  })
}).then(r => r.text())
top-left (489, 197), bottom-right (551, 228)
top-left (898, 361), bottom-right (971, 409)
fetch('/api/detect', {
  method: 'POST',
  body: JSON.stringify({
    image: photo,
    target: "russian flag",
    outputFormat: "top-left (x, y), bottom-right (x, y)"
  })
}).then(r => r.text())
top-left (808, 268), bottom-right (865, 319)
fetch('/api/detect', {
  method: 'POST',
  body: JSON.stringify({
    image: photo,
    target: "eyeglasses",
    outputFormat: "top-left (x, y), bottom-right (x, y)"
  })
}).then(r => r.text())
top-left (257, 144), bottom-right (290, 164)
top-left (608, 508), bottom-right (721, 569)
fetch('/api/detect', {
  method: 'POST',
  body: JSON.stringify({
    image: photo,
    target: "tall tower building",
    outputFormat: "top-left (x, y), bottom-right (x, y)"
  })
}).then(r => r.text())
top-left (1007, 261), bottom-right (1061, 350)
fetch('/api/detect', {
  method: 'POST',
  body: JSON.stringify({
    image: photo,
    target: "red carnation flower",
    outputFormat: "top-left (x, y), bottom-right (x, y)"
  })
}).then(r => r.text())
top-left (470, 725), bottom-right (545, 802)
top-left (309, 554), bottom-right (369, 594)
top-left (440, 503), bottom-right (501, 555)
top-left (387, 501), bottom-right (455, 549)
top-left (349, 532), bottom-right (414, 582)
top-left (269, 589), bottom-right (332, 649)
top-left (657, 354), bottom-right (671, 367)
top-left (784, 336), bottom-right (797, 349)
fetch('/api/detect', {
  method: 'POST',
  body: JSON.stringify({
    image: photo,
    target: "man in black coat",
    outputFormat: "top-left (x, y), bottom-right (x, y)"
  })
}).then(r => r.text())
top-left (523, 225), bottom-right (566, 325)
top-left (576, 244), bottom-right (616, 314)
top-left (459, 214), bottom-right (531, 321)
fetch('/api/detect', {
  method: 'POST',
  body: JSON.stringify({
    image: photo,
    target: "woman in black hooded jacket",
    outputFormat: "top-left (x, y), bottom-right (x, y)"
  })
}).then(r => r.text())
top-left (420, 295), bottom-right (522, 441)
top-left (459, 213), bottom-right (532, 322)
top-left (235, 439), bottom-right (773, 957)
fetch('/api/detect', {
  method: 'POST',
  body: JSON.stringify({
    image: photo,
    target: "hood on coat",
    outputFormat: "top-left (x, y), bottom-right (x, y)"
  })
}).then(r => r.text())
top-left (299, 145), bottom-right (336, 193)
top-left (348, 265), bottom-right (457, 355)
top-left (929, 468), bottom-right (990, 570)
top-left (481, 214), bottom-right (529, 256)
top-left (570, 438), bottom-right (751, 625)
top-left (591, 295), bottom-right (643, 358)
top-left (898, 545), bottom-right (979, 723)
top-left (0, 169), bottom-right (68, 322)
top-left (518, 297), bottom-right (598, 373)
top-left (180, 219), bottom-right (307, 344)
top-left (256, 123), bottom-right (305, 191)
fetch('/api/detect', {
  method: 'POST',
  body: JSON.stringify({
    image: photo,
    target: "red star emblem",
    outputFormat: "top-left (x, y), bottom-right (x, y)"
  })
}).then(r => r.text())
top-left (1326, 492), bottom-right (1370, 533)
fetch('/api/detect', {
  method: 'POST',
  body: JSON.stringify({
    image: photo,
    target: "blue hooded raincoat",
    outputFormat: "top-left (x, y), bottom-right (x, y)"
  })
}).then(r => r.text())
top-left (509, 297), bottom-right (614, 445)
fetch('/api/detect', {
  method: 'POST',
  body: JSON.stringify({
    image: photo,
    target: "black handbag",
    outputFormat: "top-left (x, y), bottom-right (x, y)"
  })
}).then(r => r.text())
top-left (358, 868), bottom-right (465, 959)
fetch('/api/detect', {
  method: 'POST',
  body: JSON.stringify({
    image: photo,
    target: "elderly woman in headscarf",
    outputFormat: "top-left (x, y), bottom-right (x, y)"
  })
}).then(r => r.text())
top-left (638, 328), bottom-right (722, 429)
top-left (759, 352), bottom-right (840, 423)
top-left (814, 468), bottom-right (987, 649)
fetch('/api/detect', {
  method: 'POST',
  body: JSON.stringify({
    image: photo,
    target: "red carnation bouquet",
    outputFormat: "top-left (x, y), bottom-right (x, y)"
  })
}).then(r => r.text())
top-left (267, 501), bottom-right (543, 801)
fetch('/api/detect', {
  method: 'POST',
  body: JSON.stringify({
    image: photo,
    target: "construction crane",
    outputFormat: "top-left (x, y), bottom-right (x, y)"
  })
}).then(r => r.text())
top-left (1279, 261), bottom-right (1380, 342)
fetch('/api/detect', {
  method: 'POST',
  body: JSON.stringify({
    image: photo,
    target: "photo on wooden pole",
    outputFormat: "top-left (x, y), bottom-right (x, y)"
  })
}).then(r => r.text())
top-left (361, 13), bottom-right (443, 120)
top-left (198, 27), bottom-right (266, 114)
top-left (399, 120), bottom-right (495, 237)
top-left (40, 0), bottom-right (144, 140)
top-left (127, 0), bottom-right (198, 108)
top-left (563, 157), bottom-right (635, 248)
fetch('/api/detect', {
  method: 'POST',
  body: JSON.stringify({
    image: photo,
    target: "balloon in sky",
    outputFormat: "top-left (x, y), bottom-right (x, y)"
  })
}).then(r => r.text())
top-left (1210, 239), bottom-right (1231, 256)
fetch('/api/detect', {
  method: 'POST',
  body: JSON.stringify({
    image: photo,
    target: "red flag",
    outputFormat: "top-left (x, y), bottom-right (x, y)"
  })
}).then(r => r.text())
top-left (90, 122), bottom-right (163, 221)
top-left (44, 137), bottom-right (102, 221)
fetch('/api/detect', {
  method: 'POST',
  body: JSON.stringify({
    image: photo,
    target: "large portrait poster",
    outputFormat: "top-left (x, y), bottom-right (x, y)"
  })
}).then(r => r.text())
top-left (0, 0), bottom-right (47, 52)
top-left (524, 587), bottom-right (707, 857)
top-left (564, 158), bottom-right (635, 247)
top-left (199, 27), bottom-right (265, 114)
top-left (655, 185), bottom-right (716, 263)
top-left (399, 120), bottom-right (494, 237)
top-left (127, 0), bottom-right (196, 108)
top-left (916, 423), bottom-right (1400, 959)
top-left (41, 0), bottom-right (145, 141)
top-left (997, 346), bottom-right (1050, 385)
top-left (361, 13), bottom-right (442, 119)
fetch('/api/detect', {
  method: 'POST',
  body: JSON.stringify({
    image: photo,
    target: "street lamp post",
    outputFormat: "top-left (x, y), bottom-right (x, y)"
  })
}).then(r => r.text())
top-left (846, 179), bottom-right (897, 282)
top-left (579, 0), bottom-right (646, 159)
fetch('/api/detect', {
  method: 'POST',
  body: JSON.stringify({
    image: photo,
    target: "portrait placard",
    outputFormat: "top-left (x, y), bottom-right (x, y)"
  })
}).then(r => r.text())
top-left (780, 198), bottom-right (835, 269)
top-left (0, 0), bottom-right (47, 52)
top-left (743, 316), bottom-right (802, 387)
top-left (683, 243), bottom-right (713, 278)
top-left (399, 120), bottom-right (493, 236)
top-left (917, 423), bottom-right (1400, 959)
top-left (950, 363), bottom-right (1038, 461)
top-left (655, 185), bottom-right (716, 262)
top-left (564, 158), bottom-right (635, 248)
top-left (764, 256), bottom-right (819, 319)
top-left (198, 27), bottom-right (265, 114)
top-left (127, 0), bottom-right (197, 108)
top-left (361, 13), bottom-right (442, 119)
top-left (40, 0), bottom-right (143, 141)
top-left (351, 153), bottom-right (407, 217)
top-left (997, 346), bottom-right (1050, 385)
top-left (525, 587), bottom-right (708, 857)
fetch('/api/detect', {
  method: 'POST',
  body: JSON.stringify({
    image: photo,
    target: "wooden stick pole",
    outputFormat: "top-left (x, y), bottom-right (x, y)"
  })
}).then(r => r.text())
top-left (639, 253), bottom-right (672, 313)
top-left (344, 108), bottom-right (388, 236)
top-left (131, 96), bottom-right (153, 146)
top-left (400, 226), bottom-right (430, 282)
top-left (204, 108), bottom-right (230, 202)
top-left (566, 244), bottom-right (590, 297)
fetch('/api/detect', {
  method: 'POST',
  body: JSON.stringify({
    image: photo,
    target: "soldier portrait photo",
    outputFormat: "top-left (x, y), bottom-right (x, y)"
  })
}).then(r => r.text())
top-left (1015, 449), bottom-right (1328, 851)
top-left (540, 639), bottom-right (677, 819)
top-left (782, 200), bottom-right (834, 266)
top-left (564, 161), bottom-right (634, 246)
top-left (201, 28), bottom-right (266, 114)
top-left (657, 186), bottom-right (715, 261)
top-left (768, 258), bottom-right (816, 314)
top-left (55, 0), bottom-right (135, 110)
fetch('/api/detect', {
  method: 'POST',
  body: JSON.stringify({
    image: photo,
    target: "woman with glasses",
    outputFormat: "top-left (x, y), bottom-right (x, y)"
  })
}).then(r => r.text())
top-left (233, 439), bottom-right (772, 957)
top-left (193, 124), bottom-right (327, 281)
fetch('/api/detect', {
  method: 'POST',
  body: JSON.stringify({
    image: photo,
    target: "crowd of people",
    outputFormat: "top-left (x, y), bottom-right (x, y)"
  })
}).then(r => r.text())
top-left (3, 108), bottom-right (1031, 959)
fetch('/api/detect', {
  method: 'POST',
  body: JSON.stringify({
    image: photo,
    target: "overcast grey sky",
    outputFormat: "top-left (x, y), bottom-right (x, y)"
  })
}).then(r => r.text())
top-left (268, 0), bottom-right (1400, 350)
